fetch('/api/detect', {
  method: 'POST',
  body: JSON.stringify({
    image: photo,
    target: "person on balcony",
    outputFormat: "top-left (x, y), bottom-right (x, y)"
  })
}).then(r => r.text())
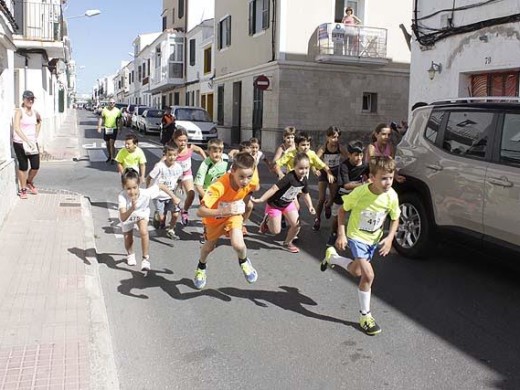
top-left (342, 7), bottom-right (362, 55)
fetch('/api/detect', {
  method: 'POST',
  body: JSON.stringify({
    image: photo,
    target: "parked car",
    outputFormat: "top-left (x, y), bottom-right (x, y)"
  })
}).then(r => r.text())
top-left (393, 98), bottom-right (520, 259)
top-left (167, 106), bottom-right (218, 144)
top-left (124, 104), bottom-right (137, 127)
top-left (136, 109), bottom-right (164, 134)
top-left (131, 106), bottom-right (151, 129)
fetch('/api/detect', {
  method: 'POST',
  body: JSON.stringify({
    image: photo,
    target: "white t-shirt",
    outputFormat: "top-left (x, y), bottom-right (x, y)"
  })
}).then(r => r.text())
top-left (148, 161), bottom-right (183, 200)
top-left (118, 185), bottom-right (160, 224)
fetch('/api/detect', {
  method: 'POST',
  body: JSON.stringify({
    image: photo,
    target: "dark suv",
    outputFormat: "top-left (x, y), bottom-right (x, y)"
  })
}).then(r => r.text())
top-left (394, 98), bottom-right (520, 258)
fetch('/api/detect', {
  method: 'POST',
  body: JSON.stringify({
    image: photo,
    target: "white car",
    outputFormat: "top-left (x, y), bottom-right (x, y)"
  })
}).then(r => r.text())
top-left (170, 106), bottom-right (218, 144)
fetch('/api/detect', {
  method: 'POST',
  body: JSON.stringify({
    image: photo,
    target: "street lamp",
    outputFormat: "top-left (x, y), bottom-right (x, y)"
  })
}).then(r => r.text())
top-left (66, 9), bottom-right (101, 19)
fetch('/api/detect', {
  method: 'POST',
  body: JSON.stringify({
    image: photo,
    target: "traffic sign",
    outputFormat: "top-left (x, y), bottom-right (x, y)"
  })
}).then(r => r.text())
top-left (254, 75), bottom-right (270, 91)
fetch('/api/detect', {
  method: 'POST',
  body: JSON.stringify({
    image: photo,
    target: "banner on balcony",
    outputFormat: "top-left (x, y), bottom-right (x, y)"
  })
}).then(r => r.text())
top-left (318, 23), bottom-right (328, 41)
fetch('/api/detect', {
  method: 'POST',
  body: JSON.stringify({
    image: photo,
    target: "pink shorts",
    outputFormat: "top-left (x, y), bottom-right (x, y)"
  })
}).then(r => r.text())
top-left (265, 201), bottom-right (297, 218)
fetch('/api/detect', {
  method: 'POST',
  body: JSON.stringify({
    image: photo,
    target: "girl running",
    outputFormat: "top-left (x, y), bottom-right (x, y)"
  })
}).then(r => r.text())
top-left (365, 123), bottom-right (405, 183)
top-left (271, 126), bottom-right (296, 173)
top-left (173, 128), bottom-right (207, 225)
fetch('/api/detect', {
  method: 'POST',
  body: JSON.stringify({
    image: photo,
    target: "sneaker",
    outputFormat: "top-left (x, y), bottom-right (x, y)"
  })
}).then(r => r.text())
top-left (293, 235), bottom-right (299, 243)
top-left (18, 188), bottom-right (28, 199)
top-left (193, 268), bottom-right (207, 289)
top-left (360, 313), bottom-right (382, 335)
top-left (240, 259), bottom-right (258, 284)
top-left (152, 211), bottom-right (161, 229)
top-left (166, 228), bottom-right (179, 240)
top-left (242, 226), bottom-right (249, 236)
top-left (181, 210), bottom-right (189, 226)
top-left (321, 246), bottom-right (337, 272)
top-left (141, 258), bottom-right (151, 272)
top-left (105, 157), bottom-right (111, 163)
top-left (26, 182), bottom-right (38, 195)
top-left (258, 214), bottom-right (269, 234)
top-left (283, 242), bottom-right (300, 253)
top-left (127, 253), bottom-right (137, 266)
top-left (312, 218), bottom-right (321, 231)
top-left (325, 205), bottom-right (332, 219)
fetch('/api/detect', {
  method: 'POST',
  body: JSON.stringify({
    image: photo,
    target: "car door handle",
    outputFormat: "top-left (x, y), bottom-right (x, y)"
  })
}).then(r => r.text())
top-left (426, 164), bottom-right (443, 171)
top-left (488, 177), bottom-right (513, 187)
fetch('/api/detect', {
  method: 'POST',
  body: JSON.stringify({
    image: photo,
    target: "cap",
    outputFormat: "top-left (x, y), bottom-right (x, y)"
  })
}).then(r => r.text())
top-left (347, 140), bottom-right (364, 154)
top-left (22, 90), bottom-right (35, 99)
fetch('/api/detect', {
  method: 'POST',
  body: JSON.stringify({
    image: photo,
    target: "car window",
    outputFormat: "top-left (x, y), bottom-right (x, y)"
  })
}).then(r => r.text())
top-left (441, 111), bottom-right (494, 159)
top-left (137, 107), bottom-right (148, 115)
top-left (424, 110), bottom-right (445, 144)
top-left (175, 108), bottom-right (211, 122)
top-left (500, 113), bottom-right (520, 167)
top-left (146, 110), bottom-right (163, 118)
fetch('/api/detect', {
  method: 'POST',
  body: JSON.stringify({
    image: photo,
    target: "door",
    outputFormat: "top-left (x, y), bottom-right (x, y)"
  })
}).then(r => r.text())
top-left (483, 112), bottom-right (520, 247)
top-left (252, 85), bottom-right (263, 140)
top-left (232, 81), bottom-right (242, 144)
top-left (206, 93), bottom-right (214, 119)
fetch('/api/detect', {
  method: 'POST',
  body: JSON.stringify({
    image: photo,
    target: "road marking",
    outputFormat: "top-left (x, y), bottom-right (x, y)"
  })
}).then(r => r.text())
top-left (88, 149), bottom-right (108, 162)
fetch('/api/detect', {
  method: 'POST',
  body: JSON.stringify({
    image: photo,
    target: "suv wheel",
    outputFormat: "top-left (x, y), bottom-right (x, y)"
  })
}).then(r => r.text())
top-left (394, 193), bottom-right (433, 259)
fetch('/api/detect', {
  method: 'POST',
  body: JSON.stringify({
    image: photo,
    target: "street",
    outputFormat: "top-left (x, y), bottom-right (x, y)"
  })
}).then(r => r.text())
top-left (37, 110), bottom-right (520, 390)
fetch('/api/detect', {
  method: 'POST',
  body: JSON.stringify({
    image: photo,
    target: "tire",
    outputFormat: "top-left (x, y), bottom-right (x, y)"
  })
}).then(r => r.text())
top-left (393, 192), bottom-right (434, 259)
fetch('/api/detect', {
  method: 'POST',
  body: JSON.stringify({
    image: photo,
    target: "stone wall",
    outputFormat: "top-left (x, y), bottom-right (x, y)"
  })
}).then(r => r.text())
top-left (0, 159), bottom-right (18, 229)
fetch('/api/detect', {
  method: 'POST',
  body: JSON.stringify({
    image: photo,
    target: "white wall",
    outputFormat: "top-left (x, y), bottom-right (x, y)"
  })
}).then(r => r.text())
top-left (188, 0), bottom-right (214, 31)
top-left (0, 49), bottom-right (14, 162)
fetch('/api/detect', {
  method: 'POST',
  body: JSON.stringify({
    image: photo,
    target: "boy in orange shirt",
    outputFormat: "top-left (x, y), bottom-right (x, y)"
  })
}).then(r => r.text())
top-left (193, 152), bottom-right (260, 289)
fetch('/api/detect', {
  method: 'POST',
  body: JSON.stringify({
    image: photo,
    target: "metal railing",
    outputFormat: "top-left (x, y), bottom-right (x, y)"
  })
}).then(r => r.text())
top-left (13, 0), bottom-right (63, 41)
top-left (317, 23), bottom-right (387, 59)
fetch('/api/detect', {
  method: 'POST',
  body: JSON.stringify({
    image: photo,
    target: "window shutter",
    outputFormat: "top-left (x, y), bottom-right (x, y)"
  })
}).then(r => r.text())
top-left (189, 39), bottom-right (196, 65)
top-left (262, 0), bottom-right (270, 29)
top-left (249, 1), bottom-right (255, 35)
top-left (218, 21), bottom-right (222, 49)
top-left (226, 16), bottom-right (232, 46)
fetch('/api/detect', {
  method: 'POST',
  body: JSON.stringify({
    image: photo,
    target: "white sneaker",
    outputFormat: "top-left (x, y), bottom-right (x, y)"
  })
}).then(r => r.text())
top-left (166, 228), bottom-right (179, 240)
top-left (141, 258), bottom-right (151, 271)
top-left (127, 253), bottom-right (137, 266)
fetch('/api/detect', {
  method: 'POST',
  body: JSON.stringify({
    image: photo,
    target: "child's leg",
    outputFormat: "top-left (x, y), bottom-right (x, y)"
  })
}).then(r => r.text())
top-left (182, 179), bottom-right (195, 211)
top-left (123, 231), bottom-right (134, 254)
top-left (267, 213), bottom-right (282, 235)
top-left (169, 211), bottom-right (179, 228)
top-left (229, 227), bottom-right (247, 260)
top-left (283, 208), bottom-right (300, 244)
top-left (199, 239), bottom-right (218, 265)
top-left (136, 219), bottom-right (150, 259)
top-left (243, 199), bottom-right (254, 223)
top-left (325, 182), bottom-right (339, 209)
top-left (315, 181), bottom-right (328, 219)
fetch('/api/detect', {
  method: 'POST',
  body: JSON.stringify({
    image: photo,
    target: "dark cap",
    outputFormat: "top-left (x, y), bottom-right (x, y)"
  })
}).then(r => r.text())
top-left (347, 140), bottom-right (364, 154)
top-left (22, 90), bottom-right (35, 99)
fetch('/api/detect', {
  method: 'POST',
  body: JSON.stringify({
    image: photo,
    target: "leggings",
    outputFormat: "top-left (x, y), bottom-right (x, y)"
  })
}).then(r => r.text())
top-left (13, 142), bottom-right (40, 171)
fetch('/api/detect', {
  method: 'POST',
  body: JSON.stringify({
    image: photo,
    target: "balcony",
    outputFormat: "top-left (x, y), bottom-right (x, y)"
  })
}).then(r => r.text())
top-left (12, 0), bottom-right (65, 59)
top-left (147, 62), bottom-right (184, 94)
top-left (315, 23), bottom-right (389, 66)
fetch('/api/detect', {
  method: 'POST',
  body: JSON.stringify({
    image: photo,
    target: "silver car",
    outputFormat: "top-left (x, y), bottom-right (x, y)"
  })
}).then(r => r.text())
top-left (394, 98), bottom-right (520, 258)
top-left (137, 109), bottom-right (164, 135)
top-left (170, 106), bottom-right (218, 144)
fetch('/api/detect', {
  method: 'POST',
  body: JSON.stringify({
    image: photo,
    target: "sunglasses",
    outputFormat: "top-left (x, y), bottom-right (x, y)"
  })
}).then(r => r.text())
top-left (25, 97), bottom-right (35, 101)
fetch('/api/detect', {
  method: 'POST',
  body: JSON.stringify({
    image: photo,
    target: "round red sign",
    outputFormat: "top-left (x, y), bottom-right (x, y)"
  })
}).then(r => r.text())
top-left (254, 75), bottom-right (270, 91)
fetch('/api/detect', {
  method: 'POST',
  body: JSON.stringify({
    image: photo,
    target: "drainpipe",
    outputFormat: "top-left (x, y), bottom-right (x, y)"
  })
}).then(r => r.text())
top-left (24, 55), bottom-right (28, 90)
top-left (271, 0), bottom-right (276, 62)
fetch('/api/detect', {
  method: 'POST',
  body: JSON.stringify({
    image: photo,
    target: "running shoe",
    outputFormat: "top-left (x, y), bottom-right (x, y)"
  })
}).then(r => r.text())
top-left (360, 313), bottom-right (382, 335)
top-left (312, 218), bottom-right (321, 231)
top-left (240, 259), bottom-right (258, 284)
top-left (26, 182), bottom-right (38, 195)
top-left (18, 188), bottom-right (28, 199)
top-left (283, 242), bottom-right (300, 253)
top-left (181, 210), bottom-right (189, 226)
top-left (193, 268), bottom-right (207, 289)
top-left (325, 205), bottom-right (332, 219)
top-left (258, 214), bottom-right (269, 234)
top-left (141, 258), bottom-right (151, 272)
top-left (105, 157), bottom-right (111, 163)
top-left (127, 253), bottom-right (137, 266)
top-left (321, 246), bottom-right (337, 272)
top-left (166, 228), bottom-right (179, 240)
top-left (152, 211), bottom-right (161, 229)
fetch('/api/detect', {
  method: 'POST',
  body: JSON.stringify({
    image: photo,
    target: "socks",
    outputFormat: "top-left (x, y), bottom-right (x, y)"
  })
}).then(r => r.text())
top-left (330, 253), bottom-right (353, 270)
top-left (238, 257), bottom-right (247, 265)
top-left (358, 289), bottom-right (371, 315)
top-left (197, 261), bottom-right (206, 270)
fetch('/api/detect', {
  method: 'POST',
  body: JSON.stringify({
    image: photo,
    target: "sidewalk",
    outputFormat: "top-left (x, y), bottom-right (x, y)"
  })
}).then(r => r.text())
top-left (0, 112), bottom-right (119, 390)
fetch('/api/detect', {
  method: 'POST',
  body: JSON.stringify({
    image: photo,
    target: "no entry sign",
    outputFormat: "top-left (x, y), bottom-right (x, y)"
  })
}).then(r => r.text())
top-left (254, 75), bottom-right (270, 91)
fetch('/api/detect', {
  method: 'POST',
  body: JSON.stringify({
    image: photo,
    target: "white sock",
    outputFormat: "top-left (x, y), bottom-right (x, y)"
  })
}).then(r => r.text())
top-left (358, 289), bottom-right (371, 315)
top-left (330, 253), bottom-right (353, 270)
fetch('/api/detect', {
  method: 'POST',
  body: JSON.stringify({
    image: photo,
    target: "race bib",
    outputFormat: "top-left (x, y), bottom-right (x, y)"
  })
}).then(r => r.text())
top-left (178, 159), bottom-right (191, 171)
top-left (324, 154), bottom-right (341, 168)
top-left (105, 127), bottom-right (114, 135)
top-left (219, 200), bottom-right (246, 216)
top-left (280, 186), bottom-right (302, 202)
top-left (359, 210), bottom-right (387, 232)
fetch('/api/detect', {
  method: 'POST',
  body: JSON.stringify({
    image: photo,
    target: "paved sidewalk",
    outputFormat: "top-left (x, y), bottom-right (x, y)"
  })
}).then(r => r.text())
top-left (0, 112), bottom-right (118, 390)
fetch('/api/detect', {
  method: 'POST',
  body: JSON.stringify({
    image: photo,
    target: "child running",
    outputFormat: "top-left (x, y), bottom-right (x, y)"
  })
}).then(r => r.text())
top-left (249, 137), bottom-right (271, 170)
top-left (252, 152), bottom-right (316, 253)
top-left (193, 152), bottom-right (259, 289)
top-left (115, 134), bottom-right (147, 184)
top-left (271, 126), bottom-right (296, 172)
top-left (365, 123), bottom-right (405, 183)
top-left (314, 126), bottom-right (348, 231)
top-left (321, 156), bottom-right (400, 335)
top-left (146, 142), bottom-right (183, 239)
top-left (194, 138), bottom-right (229, 199)
top-left (172, 128), bottom-right (207, 225)
top-left (118, 168), bottom-right (180, 272)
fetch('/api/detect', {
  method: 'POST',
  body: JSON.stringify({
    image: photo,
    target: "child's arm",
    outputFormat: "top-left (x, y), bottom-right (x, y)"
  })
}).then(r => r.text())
top-left (251, 184), bottom-right (280, 204)
top-left (301, 193), bottom-right (316, 215)
top-left (195, 185), bottom-right (205, 199)
top-left (139, 163), bottom-right (146, 184)
top-left (378, 218), bottom-right (399, 256)
top-left (335, 206), bottom-right (348, 251)
top-left (117, 162), bottom-right (124, 175)
top-left (192, 144), bottom-right (207, 159)
top-left (119, 202), bottom-right (136, 222)
top-left (157, 183), bottom-right (181, 206)
top-left (228, 149), bottom-right (239, 160)
top-left (194, 161), bottom-right (209, 198)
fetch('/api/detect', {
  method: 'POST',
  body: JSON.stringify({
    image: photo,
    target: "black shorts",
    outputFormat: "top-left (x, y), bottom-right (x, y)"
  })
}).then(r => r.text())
top-left (13, 142), bottom-right (40, 171)
top-left (318, 167), bottom-right (339, 182)
top-left (103, 128), bottom-right (118, 141)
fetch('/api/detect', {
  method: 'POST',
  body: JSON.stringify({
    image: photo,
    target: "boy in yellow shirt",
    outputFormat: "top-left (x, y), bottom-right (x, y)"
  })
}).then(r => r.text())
top-left (115, 134), bottom-right (147, 184)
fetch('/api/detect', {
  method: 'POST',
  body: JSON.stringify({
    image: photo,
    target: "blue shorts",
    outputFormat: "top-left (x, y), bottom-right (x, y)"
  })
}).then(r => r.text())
top-left (347, 238), bottom-right (378, 261)
top-left (154, 199), bottom-right (181, 215)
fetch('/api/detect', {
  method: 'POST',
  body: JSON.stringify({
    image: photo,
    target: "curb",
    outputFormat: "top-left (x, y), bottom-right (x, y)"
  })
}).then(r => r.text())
top-left (81, 196), bottom-right (120, 390)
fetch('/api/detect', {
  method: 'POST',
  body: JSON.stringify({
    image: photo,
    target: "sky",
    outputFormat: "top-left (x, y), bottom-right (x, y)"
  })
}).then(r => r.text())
top-left (65, 0), bottom-right (214, 96)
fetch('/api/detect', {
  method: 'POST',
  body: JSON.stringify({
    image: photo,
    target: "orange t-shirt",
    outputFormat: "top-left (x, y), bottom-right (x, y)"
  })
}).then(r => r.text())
top-left (202, 172), bottom-right (258, 226)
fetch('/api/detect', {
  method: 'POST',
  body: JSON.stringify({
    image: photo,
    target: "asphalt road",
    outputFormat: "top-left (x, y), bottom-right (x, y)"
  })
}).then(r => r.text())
top-left (37, 110), bottom-right (520, 390)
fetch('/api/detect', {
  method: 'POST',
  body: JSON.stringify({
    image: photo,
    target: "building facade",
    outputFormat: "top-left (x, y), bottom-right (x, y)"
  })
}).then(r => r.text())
top-left (410, 1), bottom-right (520, 105)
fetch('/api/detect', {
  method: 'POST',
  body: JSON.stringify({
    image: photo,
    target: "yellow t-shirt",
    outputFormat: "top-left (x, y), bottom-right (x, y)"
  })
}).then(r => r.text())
top-left (276, 149), bottom-right (326, 171)
top-left (102, 107), bottom-right (122, 128)
top-left (115, 147), bottom-right (147, 173)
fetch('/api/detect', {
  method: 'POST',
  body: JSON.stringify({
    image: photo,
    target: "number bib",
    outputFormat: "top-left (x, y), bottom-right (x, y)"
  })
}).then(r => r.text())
top-left (323, 154), bottom-right (340, 168)
top-left (219, 200), bottom-right (246, 216)
top-left (105, 127), bottom-right (114, 135)
top-left (358, 210), bottom-right (387, 232)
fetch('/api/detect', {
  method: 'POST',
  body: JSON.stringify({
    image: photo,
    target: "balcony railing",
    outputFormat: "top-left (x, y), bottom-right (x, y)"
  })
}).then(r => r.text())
top-left (13, 0), bottom-right (63, 41)
top-left (316, 23), bottom-right (387, 61)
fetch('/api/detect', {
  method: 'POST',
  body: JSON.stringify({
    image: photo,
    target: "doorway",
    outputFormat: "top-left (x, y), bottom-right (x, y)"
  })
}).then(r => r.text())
top-left (232, 81), bottom-right (242, 144)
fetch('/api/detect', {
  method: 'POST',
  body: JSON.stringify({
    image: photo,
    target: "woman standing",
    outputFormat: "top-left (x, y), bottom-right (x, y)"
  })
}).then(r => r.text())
top-left (12, 90), bottom-right (42, 199)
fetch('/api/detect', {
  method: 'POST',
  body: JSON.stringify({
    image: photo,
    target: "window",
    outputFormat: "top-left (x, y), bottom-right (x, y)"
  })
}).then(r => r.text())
top-left (249, 0), bottom-right (269, 35)
top-left (162, 16), bottom-right (166, 31)
top-left (203, 47), bottom-right (211, 74)
top-left (174, 92), bottom-right (180, 105)
top-left (500, 114), bottom-right (520, 166)
top-left (169, 37), bottom-right (184, 78)
top-left (441, 111), bottom-right (494, 159)
top-left (253, 83), bottom-right (264, 138)
top-left (189, 39), bottom-right (196, 66)
top-left (217, 85), bottom-right (224, 125)
top-left (219, 16), bottom-right (231, 49)
top-left (169, 92), bottom-right (173, 106)
top-left (185, 92), bottom-right (190, 106)
top-left (178, 0), bottom-right (184, 19)
top-left (138, 65), bottom-right (142, 82)
top-left (147, 59), bottom-right (151, 76)
top-left (362, 92), bottom-right (377, 113)
top-left (424, 110), bottom-right (445, 144)
top-left (471, 72), bottom-right (519, 97)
